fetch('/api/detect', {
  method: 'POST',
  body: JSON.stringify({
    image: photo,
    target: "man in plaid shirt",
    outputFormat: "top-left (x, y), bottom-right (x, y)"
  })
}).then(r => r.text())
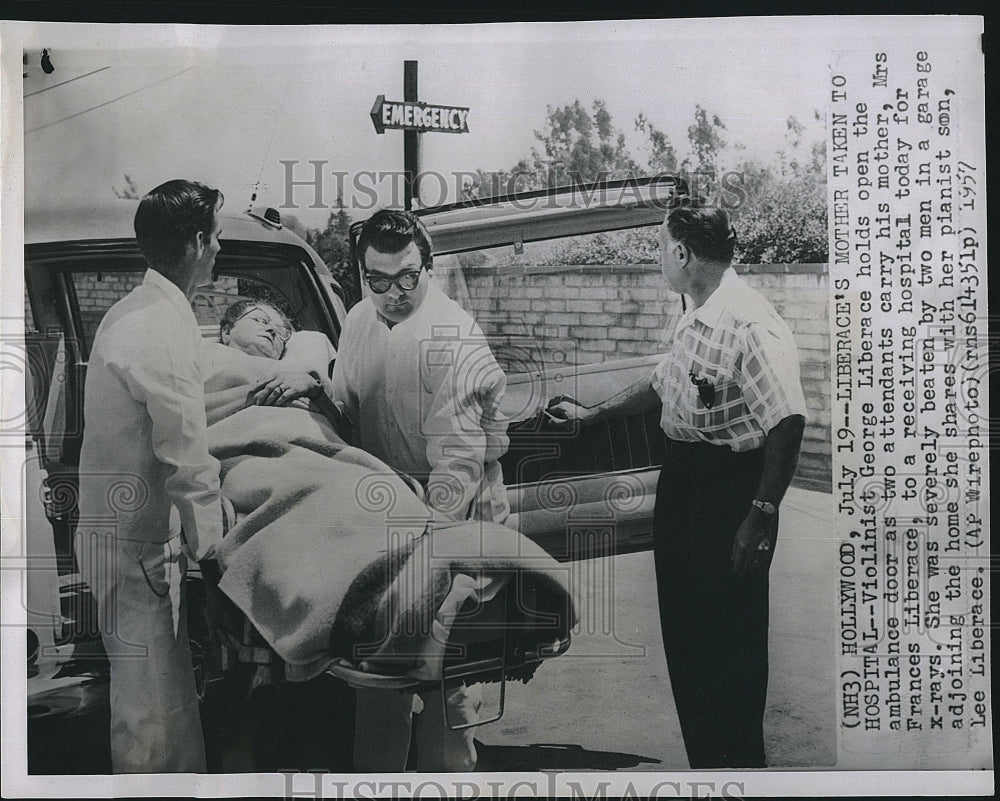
top-left (548, 203), bottom-right (806, 768)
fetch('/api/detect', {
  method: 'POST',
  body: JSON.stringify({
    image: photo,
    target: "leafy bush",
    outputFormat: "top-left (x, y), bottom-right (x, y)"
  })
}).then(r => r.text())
top-left (467, 104), bottom-right (829, 265)
top-left (534, 228), bottom-right (659, 265)
top-left (733, 175), bottom-right (828, 263)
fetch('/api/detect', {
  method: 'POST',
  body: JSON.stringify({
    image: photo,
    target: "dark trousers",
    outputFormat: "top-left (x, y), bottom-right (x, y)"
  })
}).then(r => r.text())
top-left (653, 439), bottom-right (773, 769)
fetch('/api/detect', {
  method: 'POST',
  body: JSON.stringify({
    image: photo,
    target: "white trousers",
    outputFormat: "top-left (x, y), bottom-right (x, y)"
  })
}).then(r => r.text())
top-left (353, 682), bottom-right (482, 772)
top-left (76, 531), bottom-right (206, 773)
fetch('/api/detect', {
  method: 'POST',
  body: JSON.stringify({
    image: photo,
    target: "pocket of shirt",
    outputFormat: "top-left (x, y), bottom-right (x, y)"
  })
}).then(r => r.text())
top-left (688, 378), bottom-right (740, 426)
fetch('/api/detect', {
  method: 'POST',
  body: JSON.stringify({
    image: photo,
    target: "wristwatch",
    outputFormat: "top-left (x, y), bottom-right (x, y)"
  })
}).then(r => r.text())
top-left (751, 498), bottom-right (777, 515)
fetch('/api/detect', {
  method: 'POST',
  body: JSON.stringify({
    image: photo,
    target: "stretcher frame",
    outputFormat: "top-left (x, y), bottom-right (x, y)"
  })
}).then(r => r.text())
top-left (201, 557), bottom-right (571, 731)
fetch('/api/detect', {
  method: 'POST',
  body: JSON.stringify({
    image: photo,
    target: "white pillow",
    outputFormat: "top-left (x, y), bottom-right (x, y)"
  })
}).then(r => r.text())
top-left (281, 330), bottom-right (337, 376)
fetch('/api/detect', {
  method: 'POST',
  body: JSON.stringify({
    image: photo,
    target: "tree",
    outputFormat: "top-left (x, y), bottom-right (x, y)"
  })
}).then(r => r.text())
top-left (532, 98), bottom-right (638, 185)
top-left (732, 176), bottom-right (827, 263)
top-left (309, 193), bottom-right (360, 307)
top-left (683, 105), bottom-right (728, 175)
top-left (464, 99), bottom-right (639, 199)
top-left (534, 227), bottom-right (659, 266)
top-left (674, 108), bottom-right (827, 263)
top-left (635, 113), bottom-right (678, 176)
top-left (730, 114), bottom-right (827, 263)
top-left (281, 213), bottom-right (310, 243)
top-left (465, 100), bottom-right (827, 264)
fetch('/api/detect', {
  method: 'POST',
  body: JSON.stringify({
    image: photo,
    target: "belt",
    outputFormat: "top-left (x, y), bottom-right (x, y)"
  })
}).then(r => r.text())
top-left (666, 437), bottom-right (763, 459)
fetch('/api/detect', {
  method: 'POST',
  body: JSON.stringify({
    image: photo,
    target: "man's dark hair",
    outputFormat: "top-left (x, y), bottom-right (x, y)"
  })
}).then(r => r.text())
top-left (219, 297), bottom-right (294, 342)
top-left (134, 179), bottom-right (224, 269)
top-left (666, 203), bottom-right (737, 263)
top-left (356, 209), bottom-right (432, 271)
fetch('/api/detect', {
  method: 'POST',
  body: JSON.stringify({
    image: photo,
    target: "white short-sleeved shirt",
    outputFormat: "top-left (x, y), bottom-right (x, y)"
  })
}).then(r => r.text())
top-left (651, 268), bottom-right (807, 452)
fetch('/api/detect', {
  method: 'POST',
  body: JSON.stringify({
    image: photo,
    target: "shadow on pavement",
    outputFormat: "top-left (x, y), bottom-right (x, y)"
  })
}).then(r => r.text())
top-left (475, 741), bottom-right (662, 771)
top-left (28, 709), bottom-right (112, 774)
top-left (28, 671), bottom-right (356, 775)
top-left (204, 671), bottom-right (356, 773)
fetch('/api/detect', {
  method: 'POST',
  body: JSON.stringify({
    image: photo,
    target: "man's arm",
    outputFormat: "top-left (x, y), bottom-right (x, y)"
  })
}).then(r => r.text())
top-left (472, 365), bottom-right (511, 523)
top-left (548, 298), bottom-right (680, 427)
top-left (730, 413), bottom-right (805, 576)
top-left (731, 318), bottom-right (809, 575)
top-left (305, 371), bottom-right (353, 440)
top-left (330, 328), bottom-right (360, 441)
top-left (546, 374), bottom-right (660, 426)
top-left (422, 341), bottom-right (505, 523)
top-left (205, 384), bottom-right (256, 425)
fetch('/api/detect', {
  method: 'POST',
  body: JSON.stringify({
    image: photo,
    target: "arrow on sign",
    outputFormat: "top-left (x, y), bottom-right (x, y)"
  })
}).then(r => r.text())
top-left (370, 94), bottom-right (386, 134)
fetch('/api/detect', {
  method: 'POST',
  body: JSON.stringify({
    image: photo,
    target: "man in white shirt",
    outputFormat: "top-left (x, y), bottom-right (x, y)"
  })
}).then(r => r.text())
top-left (332, 209), bottom-right (510, 771)
top-left (548, 202), bottom-right (806, 768)
top-left (333, 210), bottom-right (509, 526)
top-left (76, 180), bottom-right (225, 773)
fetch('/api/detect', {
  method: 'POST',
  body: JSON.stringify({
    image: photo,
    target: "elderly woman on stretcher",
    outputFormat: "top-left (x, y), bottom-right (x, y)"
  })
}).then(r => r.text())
top-left (198, 298), bottom-right (575, 694)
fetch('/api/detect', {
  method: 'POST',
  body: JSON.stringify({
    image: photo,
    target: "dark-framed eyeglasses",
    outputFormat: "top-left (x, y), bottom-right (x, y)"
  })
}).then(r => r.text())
top-left (364, 268), bottom-right (423, 294)
top-left (689, 372), bottom-right (716, 409)
top-left (234, 306), bottom-right (292, 343)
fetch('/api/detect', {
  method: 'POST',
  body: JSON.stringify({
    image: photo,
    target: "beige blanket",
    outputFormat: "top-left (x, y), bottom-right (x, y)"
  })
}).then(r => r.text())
top-left (204, 343), bottom-right (576, 682)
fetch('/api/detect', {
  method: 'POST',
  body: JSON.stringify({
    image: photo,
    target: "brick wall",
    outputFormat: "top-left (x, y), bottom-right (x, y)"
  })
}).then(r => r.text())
top-left (456, 263), bottom-right (831, 492)
top-left (24, 272), bottom-right (146, 338)
top-left (25, 273), bottom-right (243, 340)
top-left (76, 271), bottom-right (146, 344)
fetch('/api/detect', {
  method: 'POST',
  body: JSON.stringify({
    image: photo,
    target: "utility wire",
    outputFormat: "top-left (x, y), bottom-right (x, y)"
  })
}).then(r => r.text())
top-left (247, 74), bottom-right (291, 211)
top-left (24, 66), bottom-right (111, 98)
top-left (26, 66), bottom-right (194, 134)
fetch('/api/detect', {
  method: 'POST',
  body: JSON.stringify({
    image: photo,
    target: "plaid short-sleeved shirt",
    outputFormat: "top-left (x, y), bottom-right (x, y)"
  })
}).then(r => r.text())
top-left (650, 268), bottom-right (807, 452)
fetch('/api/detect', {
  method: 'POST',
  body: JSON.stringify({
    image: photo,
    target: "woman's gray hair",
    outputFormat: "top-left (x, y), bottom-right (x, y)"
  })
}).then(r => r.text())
top-left (219, 298), bottom-right (294, 342)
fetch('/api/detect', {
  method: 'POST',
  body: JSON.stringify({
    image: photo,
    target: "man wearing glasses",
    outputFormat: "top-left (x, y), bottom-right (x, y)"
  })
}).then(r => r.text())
top-left (331, 209), bottom-right (510, 772)
top-left (547, 202), bottom-right (806, 769)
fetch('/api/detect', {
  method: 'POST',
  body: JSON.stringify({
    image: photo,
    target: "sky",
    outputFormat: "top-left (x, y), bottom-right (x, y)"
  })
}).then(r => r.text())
top-left (8, 17), bottom-right (953, 229)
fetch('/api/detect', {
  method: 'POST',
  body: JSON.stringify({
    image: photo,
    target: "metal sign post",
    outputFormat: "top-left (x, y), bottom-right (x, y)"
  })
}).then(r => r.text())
top-left (403, 60), bottom-right (419, 211)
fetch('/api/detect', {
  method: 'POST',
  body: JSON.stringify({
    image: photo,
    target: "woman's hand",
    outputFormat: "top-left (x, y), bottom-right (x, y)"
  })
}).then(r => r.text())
top-left (251, 369), bottom-right (321, 407)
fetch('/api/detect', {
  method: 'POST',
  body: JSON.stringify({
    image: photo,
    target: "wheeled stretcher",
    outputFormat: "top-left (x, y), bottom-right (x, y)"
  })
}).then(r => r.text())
top-left (197, 513), bottom-right (572, 731)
